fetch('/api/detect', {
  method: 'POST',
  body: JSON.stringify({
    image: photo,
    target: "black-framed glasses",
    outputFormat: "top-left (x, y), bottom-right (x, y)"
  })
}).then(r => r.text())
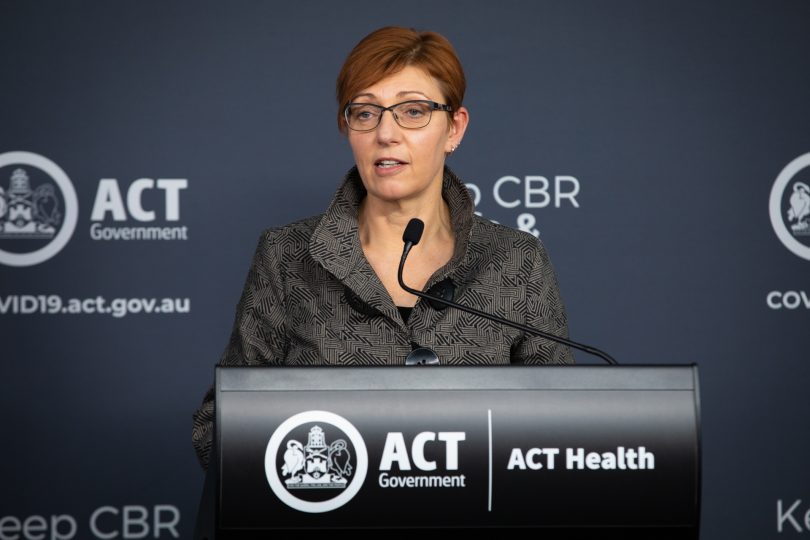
top-left (344, 100), bottom-right (453, 132)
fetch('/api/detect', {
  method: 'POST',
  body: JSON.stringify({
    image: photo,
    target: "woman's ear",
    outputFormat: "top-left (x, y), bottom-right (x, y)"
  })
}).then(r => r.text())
top-left (445, 106), bottom-right (470, 153)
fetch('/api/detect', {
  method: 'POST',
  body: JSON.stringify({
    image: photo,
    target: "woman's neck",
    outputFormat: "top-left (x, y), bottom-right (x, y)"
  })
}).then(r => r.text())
top-left (357, 186), bottom-right (456, 308)
top-left (357, 190), bottom-right (452, 253)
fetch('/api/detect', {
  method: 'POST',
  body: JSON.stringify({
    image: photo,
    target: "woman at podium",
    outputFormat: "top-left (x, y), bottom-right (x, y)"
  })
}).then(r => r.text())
top-left (193, 26), bottom-right (573, 468)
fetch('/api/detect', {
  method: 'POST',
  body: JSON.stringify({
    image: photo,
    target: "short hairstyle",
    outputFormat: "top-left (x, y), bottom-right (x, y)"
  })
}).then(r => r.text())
top-left (336, 26), bottom-right (466, 133)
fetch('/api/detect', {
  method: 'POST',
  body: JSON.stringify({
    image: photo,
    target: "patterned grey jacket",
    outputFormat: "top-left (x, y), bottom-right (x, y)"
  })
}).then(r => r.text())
top-left (192, 166), bottom-right (573, 468)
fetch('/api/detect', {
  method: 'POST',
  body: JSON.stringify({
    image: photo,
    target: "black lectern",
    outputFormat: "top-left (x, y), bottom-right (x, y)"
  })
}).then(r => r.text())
top-left (195, 365), bottom-right (701, 539)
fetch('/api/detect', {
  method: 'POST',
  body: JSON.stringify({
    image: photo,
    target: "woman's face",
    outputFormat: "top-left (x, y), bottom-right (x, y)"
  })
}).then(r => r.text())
top-left (347, 65), bottom-right (468, 205)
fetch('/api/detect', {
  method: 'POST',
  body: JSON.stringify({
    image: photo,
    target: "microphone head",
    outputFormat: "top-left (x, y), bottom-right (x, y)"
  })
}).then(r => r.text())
top-left (403, 218), bottom-right (425, 246)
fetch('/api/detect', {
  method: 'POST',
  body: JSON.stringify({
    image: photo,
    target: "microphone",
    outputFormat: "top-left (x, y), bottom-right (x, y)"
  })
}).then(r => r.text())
top-left (402, 218), bottom-right (424, 256)
top-left (398, 218), bottom-right (618, 365)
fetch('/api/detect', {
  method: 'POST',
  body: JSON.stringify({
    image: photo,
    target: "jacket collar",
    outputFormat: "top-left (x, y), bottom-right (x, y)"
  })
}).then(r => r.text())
top-left (309, 166), bottom-right (475, 314)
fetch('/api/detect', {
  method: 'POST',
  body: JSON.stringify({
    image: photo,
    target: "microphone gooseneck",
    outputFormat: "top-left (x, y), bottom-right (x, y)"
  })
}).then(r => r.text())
top-left (398, 218), bottom-right (618, 365)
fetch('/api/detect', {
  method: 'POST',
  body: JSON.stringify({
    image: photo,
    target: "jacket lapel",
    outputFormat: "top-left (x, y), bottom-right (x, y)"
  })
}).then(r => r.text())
top-left (309, 166), bottom-right (477, 324)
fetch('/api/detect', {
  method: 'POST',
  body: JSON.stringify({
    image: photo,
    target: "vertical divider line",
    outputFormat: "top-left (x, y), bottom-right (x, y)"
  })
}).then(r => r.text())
top-left (488, 408), bottom-right (493, 512)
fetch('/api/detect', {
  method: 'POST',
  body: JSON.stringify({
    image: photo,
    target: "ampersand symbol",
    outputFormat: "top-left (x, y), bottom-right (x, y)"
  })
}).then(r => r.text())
top-left (517, 213), bottom-right (539, 237)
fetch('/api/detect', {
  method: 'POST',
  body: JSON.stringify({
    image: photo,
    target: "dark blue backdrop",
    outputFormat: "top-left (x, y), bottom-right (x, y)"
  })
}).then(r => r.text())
top-left (2, 1), bottom-right (809, 538)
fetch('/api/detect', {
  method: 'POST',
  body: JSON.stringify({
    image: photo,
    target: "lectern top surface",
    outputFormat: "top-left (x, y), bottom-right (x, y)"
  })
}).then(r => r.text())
top-left (217, 365), bottom-right (698, 392)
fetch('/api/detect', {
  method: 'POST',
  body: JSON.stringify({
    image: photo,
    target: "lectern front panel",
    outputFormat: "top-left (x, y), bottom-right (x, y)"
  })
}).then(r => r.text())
top-left (215, 365), bottom-right (700, 531)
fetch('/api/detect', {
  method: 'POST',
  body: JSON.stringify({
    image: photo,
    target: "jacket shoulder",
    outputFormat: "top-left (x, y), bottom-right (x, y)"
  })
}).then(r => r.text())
top-left (256, 214), bottom-right (322, 250)
top-left (470, 215), bottom-right (548, 254)
top-left (466, 215), bottom-right (556, 288)
top-left (244, 215), bottom-right (323, 278)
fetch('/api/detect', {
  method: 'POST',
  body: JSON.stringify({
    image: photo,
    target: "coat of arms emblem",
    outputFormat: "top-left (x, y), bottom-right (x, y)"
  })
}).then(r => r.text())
top-left (787, 181), bottom-right (810, 235)
top-left (0, 168), bottom-right (62, 238)
top-left (281, 425), bottom-right (353, 489)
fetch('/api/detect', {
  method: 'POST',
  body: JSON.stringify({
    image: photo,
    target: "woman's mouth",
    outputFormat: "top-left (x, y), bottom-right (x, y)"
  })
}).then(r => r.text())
top-left (375, 158), bottom-right (407, 170)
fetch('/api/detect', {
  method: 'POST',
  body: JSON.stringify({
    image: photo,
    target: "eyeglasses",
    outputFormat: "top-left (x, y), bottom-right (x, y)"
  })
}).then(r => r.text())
top-left (344, 100), bottom-right (453, 132)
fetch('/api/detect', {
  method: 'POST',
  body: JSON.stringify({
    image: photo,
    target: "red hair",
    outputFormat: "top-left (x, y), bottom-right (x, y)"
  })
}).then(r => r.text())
top-left (336, 26), bottom-right (466, 133)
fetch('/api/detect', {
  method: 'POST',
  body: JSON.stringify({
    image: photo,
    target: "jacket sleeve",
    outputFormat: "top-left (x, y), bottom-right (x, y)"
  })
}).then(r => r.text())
top-left (191, 230), bottom-right (289, 469)
top-left (511, 238), bottom-right (575, 364)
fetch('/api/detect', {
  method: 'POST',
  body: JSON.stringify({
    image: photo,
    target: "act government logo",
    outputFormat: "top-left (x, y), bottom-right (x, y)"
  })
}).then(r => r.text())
top-left (0, 151), bottom-right (78, 267)
top-left (265, 411), bottom-right (368, 513)
top-left (770, 152), bottom-right (810, 261)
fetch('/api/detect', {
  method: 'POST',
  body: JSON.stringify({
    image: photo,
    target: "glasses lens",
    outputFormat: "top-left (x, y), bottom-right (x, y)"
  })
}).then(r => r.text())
top-left (393, 101), bottom-right (433, 128)
top-left (346, 104), bottom-right (381, 131)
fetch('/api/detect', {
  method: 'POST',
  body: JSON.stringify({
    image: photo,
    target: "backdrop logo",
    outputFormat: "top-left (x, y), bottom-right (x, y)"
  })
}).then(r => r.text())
top-left (265, 411), bottom-right (367, 513)
top-left (466, 174), bottom-right (580, 237)
top-left (770, 152), bottom-right (810, 261)
top-left (0, 151), bottom-right (78, 267)
top-left (89, 178), bottom-right (188, 241)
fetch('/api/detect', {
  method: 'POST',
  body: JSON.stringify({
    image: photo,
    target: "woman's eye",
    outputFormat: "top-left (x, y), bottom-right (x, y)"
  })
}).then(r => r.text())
top-left (352, 108), bottom-right (378, 121)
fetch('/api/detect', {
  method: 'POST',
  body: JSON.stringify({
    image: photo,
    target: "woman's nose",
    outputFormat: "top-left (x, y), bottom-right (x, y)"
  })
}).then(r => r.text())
top-left (375, 109), bottom-right (401, 143)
